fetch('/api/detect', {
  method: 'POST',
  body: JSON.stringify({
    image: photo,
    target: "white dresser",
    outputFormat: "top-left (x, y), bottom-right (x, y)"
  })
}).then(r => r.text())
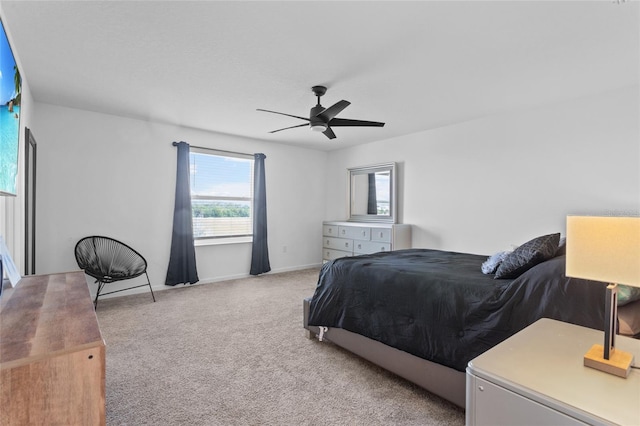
top-left (322, 221), bottom-right (411, 262)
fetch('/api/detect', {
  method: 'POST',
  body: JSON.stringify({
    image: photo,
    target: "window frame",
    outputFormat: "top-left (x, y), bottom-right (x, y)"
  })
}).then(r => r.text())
top-left (189, 147), bottom-right (254, 242)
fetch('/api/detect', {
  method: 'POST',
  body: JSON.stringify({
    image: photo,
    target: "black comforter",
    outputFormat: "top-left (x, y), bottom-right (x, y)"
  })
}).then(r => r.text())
top-left (308, 249), bottom-right (606, 372)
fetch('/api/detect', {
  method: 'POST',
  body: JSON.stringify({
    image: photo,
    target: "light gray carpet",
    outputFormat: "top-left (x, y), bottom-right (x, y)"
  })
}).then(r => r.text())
top-left (96, 268), bottom-right (465, 425)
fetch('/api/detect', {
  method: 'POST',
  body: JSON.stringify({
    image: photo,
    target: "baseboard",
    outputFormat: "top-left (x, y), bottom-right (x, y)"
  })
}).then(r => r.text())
top-left (195, 263), bottom-right (321, 285)
top-left (268, 263), bottom-right (322, 274)
top-left (94, 263), bottom-right (322, 300)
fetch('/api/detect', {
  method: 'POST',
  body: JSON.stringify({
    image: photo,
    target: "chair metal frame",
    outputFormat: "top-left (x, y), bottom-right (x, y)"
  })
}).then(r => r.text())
top-left (74, 236), bottom-right (156, 308)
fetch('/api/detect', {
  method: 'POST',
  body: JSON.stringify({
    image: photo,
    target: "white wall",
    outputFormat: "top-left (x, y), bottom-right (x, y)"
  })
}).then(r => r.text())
top-left (10, 80), bottom-right (639, 298)
top-left (32, 103), bottom-right (326, 295)
top-left (325, 87), bottom-right (640, 255)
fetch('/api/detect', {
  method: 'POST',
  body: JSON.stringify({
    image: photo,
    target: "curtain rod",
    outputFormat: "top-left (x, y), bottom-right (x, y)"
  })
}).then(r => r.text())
top-left (172, 141), bottom-right (251, 157)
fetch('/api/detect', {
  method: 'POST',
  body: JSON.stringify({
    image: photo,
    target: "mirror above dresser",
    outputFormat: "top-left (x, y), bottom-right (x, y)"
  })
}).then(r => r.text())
top-left (348, 162), bottom-right (396, 223)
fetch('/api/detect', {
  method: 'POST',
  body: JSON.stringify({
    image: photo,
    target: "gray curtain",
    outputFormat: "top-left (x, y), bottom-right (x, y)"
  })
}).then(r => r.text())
top-left (166, 141), bottom-right (199, 286)
top-left (367, 173), bottom-right (377, 215)
top-left (250, 153), bottom-right (271, 275)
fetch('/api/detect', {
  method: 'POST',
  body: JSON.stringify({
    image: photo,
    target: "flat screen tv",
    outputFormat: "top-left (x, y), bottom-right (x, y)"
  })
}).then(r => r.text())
top-left (0, 18), bottom-right (21, 196)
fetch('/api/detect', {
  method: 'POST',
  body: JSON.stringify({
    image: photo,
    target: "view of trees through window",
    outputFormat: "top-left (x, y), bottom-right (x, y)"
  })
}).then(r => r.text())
top-left (192, 201), bottom-right (250, 218)
top-left (189, 149), bottom-right (253, 239)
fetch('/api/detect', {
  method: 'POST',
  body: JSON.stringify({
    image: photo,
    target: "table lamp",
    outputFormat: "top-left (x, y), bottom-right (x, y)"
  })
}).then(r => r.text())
top-left (566, 215), bottom-right (640, 378)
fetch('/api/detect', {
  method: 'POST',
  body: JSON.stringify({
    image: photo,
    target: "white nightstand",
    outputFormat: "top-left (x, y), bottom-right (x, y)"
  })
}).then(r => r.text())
top-left (466, 318), bottom-right (640, 426)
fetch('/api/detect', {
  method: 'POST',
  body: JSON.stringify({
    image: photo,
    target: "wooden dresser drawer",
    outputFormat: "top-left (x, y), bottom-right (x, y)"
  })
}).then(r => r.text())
top-left (354, 241), bottom-right (391, 255)
top-left (338, 226), bottom-right (371, 241)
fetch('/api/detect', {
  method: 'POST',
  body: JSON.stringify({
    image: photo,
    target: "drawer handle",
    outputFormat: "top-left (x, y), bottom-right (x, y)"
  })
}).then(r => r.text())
top-left (341, 229), bottom-right (346, 234)
top-left (357, 244), bottom-right (362, 249)
top-left (326, 240), bottom-right (330, 245)
top-left (345, 242), bottom-right (349, 247)
top-left (381, 247), bottom-right (386, 251)
top-left (379, 232), bottom-right (384, 238)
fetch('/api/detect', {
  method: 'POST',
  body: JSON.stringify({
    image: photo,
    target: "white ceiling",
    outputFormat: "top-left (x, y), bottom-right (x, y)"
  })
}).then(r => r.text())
top-left (1, 1), bottom-right (638, 151)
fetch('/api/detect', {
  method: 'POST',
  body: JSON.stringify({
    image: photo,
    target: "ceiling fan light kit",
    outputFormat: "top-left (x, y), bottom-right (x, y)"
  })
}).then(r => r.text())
top-left (257, 85), bottom-right (385, 140)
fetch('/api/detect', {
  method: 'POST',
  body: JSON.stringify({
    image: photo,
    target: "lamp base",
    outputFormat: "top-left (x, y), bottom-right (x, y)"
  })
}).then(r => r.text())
top-left (584, 344), bottom-right (634, 378)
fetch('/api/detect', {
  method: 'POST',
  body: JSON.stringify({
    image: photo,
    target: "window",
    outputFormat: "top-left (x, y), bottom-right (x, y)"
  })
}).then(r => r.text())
top-left (189, 148), bottom-right (254, 239)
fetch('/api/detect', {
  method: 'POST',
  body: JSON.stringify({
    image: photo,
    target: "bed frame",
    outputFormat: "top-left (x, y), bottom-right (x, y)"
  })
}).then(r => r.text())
top-left (303, 298), bottom-right (466, 408)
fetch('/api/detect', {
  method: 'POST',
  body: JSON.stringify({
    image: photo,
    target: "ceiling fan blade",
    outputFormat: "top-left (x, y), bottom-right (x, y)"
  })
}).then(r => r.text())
top-left (269, 123), bottom-right (309, 134)
top-left (317, 100), bottom-right (350, 122)
top-left (323, 127), bottom-right (337, 139)
top-left (328, 118), bottom-right (385, 127)
top-left (257, 109), bottom-right (310, 122)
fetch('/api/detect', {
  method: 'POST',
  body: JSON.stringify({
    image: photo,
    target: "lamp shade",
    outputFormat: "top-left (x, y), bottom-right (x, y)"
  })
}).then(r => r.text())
top-left (566, 216), bottom-right (640, 288)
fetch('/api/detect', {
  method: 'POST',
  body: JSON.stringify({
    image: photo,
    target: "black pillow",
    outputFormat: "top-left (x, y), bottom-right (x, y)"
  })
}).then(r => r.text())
top-left (494, 233), bottom-right (561, 279)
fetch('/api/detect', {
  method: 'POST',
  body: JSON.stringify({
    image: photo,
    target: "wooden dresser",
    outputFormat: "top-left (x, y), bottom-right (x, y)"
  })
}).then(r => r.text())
top-left (322, 221), bottom-right (411, 262)
top-left (0, 271), bottom-right (106, 425)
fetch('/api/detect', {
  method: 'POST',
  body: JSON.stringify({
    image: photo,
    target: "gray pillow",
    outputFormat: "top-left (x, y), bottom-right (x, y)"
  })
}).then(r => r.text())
top-left (494, 233), bottom-right (561, 279)
top-left (555, 236), bottom-right (566, 257)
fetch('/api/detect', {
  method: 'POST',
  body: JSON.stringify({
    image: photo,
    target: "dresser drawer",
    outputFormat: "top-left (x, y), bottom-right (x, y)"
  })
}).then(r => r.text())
top-left (324, 236), bottom-right (353, 251)
top-left (354, 241), bottom-right (391, 255)
top-left (338, 226), bottom-right (371, 241)
top-left (323, 248), bottom-right (352, 261)
top-left (323, 224), bottom-right (340, 237)
top-left (370, 228), bottom-right (392, 242)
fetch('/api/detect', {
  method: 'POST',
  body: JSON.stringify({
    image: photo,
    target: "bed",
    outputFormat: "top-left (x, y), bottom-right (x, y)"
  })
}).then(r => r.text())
top-left (302, 233), bottom-right (637, 408)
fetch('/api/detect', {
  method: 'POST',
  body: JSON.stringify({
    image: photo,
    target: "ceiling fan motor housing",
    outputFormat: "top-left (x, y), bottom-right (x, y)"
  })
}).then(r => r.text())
top-left (309, 105), bottom-right (327, 129)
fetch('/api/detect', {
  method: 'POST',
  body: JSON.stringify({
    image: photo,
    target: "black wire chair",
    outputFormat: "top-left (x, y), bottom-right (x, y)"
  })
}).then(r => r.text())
top-left (74, 236), bottom-right (156, 308)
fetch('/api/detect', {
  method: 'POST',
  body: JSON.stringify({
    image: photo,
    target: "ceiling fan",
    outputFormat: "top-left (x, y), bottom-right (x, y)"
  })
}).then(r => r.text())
top-left (257, 85), bottom-right (385, 140)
